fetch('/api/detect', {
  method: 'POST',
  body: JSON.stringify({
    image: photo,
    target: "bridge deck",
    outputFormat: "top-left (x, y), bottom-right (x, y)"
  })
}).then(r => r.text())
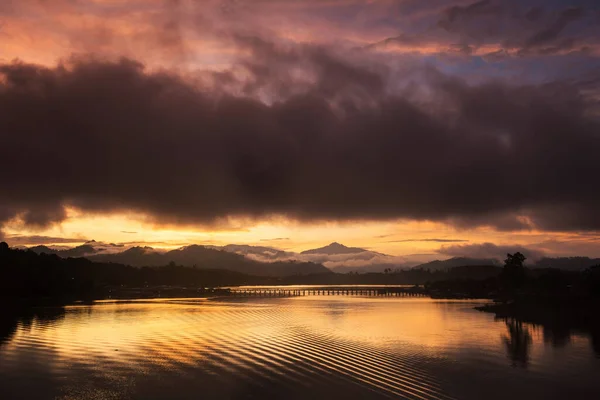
top-left (226, 287), bottom-right (426, 297)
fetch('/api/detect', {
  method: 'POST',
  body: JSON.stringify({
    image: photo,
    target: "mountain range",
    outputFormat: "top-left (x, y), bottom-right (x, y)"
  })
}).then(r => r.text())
top-left (411, 257), bottom-right (502, 271)
top-left (28, 243), bottom-right (328, 277)
top-left (25, 241), bottom-right (600, 275)
top-left (211, 242), bottom-right (410, 272)
top-left (300, 242), bottom-right (373, 255)
top-left (411, 256), bottom-right (600, 272)
top-left (29, 244), bottom-right (98, 258)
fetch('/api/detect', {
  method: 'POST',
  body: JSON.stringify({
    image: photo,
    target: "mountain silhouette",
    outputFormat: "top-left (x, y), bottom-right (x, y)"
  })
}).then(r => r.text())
top-left (28, 241), bottom-right (600, 275)
top-left (414, 256), bottom-right (600, 272)
top-left (413, 257), bottom-right (501, 271)
top-left (209, 243), bottom-right (412, 272)
top-left (533, 257), bottom-right (600, 271)
top-left (30, 244), bottom-right (98, 258)
top-left (89, 246), bottom-right (165, 266)
top-left (87, 245), bottom-right (328, 276)
top-left (301, 242), bottom-right (371, 255)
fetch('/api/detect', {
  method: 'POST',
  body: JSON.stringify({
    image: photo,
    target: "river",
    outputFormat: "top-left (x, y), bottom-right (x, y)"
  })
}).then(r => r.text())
top-left (1, 296), bottom-right (598, 399)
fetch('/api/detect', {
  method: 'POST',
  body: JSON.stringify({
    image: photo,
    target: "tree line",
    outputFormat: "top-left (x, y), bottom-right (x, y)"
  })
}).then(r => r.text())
top-left (2, 243), bottom-right (599, 302)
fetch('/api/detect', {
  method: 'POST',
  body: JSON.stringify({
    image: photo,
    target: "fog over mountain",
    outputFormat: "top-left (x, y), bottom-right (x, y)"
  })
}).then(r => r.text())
top-left (219, 242), bottom-right (416, 272)
top-left (24, 240), bottom-right (600, 274)
top-left (1, 2), bottom-right (599, 397)
top-left (27, 243), bottom-right (328, 277)
top-left (0, 0), bottom-right (599, 272)
top-left (206, 244), bottom-right (295, 261)
top-left (23, 240), bottom-right (414, 273)
top-left (301, 243), bottom-right (373, 255)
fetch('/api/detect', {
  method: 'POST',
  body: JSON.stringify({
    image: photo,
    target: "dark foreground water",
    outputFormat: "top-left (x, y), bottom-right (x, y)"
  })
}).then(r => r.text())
top-left (1, 297), bottom-right (599, 400)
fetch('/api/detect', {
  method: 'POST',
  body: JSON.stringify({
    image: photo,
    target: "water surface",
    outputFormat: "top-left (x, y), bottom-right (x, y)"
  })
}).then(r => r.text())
top-left (1, 297), bottom-right (598, 399)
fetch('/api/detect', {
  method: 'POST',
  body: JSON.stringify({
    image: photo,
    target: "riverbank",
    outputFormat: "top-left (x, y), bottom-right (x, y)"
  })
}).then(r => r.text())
top-left (475, 298), bottom-right (600, 354)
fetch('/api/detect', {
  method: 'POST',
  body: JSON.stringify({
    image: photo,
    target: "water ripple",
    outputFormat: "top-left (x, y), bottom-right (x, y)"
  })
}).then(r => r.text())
top-left (1, 298), bottom-right (599, 400)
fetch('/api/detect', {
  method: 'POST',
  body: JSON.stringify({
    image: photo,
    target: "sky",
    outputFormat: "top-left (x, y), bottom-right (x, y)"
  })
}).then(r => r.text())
top-left (1, 0), bottom-right (600, 260)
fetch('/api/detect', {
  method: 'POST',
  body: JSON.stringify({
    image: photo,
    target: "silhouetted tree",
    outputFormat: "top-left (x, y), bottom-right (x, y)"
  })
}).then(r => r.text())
top-left (505, 252), bottom-right (526, 269)
top-left (501, 252), bottom-right (527, 292)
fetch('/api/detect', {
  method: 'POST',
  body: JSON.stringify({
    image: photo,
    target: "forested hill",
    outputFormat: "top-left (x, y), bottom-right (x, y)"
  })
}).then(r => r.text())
top-left (1, 242), bottom-right (286, 300)
top-left (28, 244), bottom-right (329, 277)
top-left (0, 242), bottom-right (499, 300)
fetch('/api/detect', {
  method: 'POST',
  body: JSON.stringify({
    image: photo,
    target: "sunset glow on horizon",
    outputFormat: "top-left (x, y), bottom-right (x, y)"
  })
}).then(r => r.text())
top-left (1, 0), bottom-right (599, 261)
top-left (2, 4), bottom-right (600, 399)
top-left (3, 209), bottom-right (600, 260)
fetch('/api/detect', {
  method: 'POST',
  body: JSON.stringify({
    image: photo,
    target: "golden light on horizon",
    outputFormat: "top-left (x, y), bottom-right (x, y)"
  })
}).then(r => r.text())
top-left (3, 208), bottom-right (600, 259)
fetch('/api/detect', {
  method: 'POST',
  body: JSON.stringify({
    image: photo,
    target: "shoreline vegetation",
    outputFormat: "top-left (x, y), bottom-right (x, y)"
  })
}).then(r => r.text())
top-left (2, 243), bottom-right (599, 344)
top-left (1, 241), bottom-right (504, 303)
top-left (470, 253), bottom-right (600, 353)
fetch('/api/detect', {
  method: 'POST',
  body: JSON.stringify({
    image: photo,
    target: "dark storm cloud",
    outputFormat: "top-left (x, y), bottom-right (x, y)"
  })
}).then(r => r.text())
top-left (377, 0), bottom-right (600, 57)
top-left (438, 0), bottom-right (500, 28)
top-left (523, 7), bottom-right (584, 49)
top-left (232, 34), bottom-right (386, 100)
top-left (0, 43), bottom-right (599, 231)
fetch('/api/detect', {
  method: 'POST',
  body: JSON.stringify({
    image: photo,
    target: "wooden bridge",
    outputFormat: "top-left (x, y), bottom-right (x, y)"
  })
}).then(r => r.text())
top-left (226, 286), bottom-right (427, 298)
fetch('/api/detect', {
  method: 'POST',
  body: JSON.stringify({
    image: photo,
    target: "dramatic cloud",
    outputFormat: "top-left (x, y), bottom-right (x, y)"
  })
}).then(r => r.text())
top-left (0, 45), bottom-right (599, 232)
top-left (435, 1), bottom-right (599, 55)
top-left (3, 1), bottom-right (599, 67)
top-left (1, 0), bottom-right (600, 246)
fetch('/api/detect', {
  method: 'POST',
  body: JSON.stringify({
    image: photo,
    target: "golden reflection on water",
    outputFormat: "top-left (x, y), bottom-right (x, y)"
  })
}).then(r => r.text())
top-left (286, 297), bottom-right (497, 348)
top-left (1, 297), bottom-right (599, 400)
